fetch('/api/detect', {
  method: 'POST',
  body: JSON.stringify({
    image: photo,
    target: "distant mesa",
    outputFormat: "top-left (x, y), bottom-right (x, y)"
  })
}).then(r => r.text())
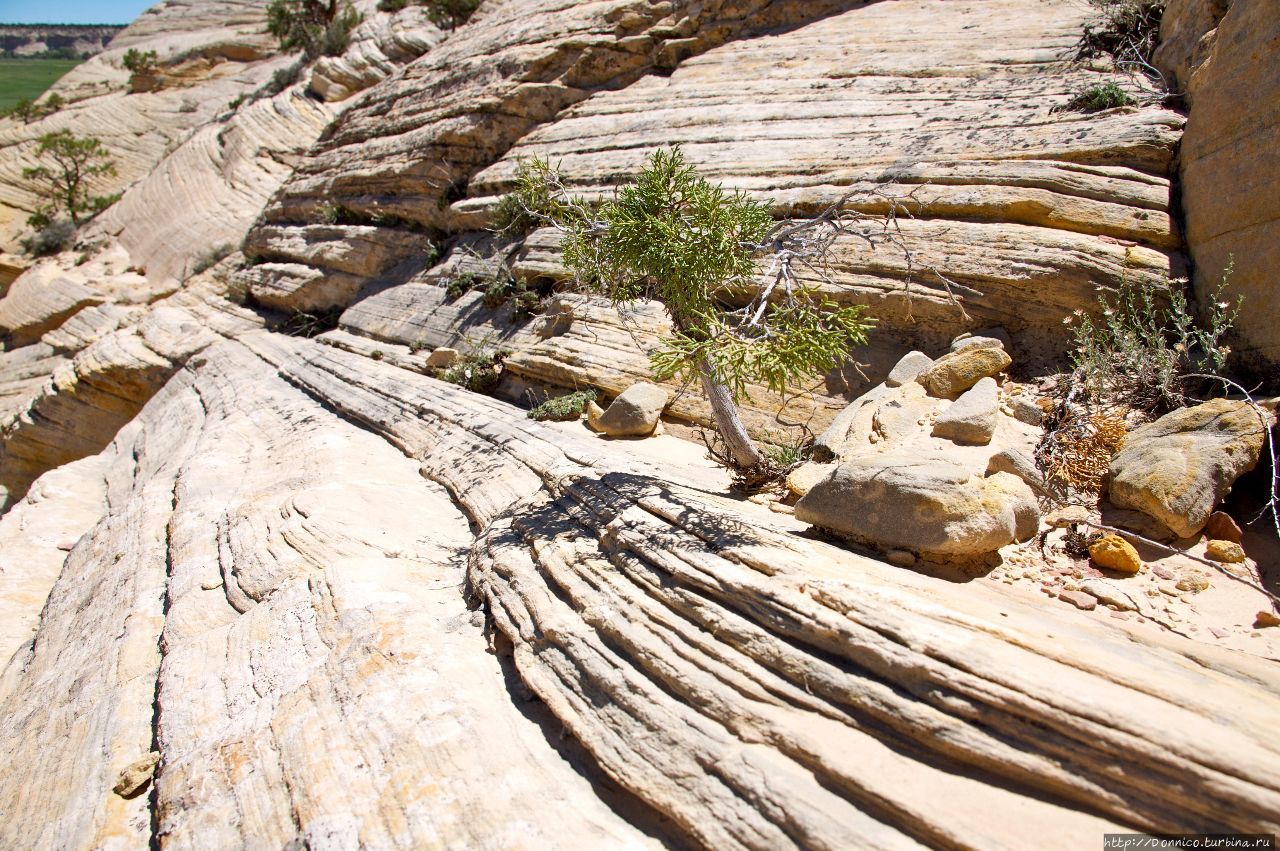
top-left (0, 24), bottom-right (125, 60)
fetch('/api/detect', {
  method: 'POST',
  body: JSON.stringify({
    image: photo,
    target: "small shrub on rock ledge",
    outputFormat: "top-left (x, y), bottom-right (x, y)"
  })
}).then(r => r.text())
top-left (527, 389), bottom-right (598, 422)
top-left (267, 0), bottom-right (362, 58)
top-left (1064, 82), bottom-right (1135, 112)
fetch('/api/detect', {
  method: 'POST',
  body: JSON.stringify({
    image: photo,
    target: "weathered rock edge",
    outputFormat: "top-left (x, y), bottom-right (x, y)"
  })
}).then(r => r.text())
top-left (258, 335), bottom-right (1280, 847)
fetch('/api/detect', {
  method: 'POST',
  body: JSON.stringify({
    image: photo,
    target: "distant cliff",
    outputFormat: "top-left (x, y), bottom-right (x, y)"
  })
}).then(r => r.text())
top-left (0, 24), bottom-right (124, 59)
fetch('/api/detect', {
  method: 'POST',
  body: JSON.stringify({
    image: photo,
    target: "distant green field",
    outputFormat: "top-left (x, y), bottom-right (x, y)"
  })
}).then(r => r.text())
top-left (0, 59), bottom-right (81, 113)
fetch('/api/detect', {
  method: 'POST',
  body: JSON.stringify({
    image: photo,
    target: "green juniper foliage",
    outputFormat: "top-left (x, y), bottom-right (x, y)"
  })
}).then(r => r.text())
top-left (267, 0), bottom-right (361, 58)
top-left (546, 146), bottom-right (872, 401)
top-left (22, 130), bottom-right (118, 229)
top-left (122, 48), bottom-right (158, 74)
top-left (424, 0), bottom-right (482, 30)
top-left (505, 147), bottom-right (874, 474)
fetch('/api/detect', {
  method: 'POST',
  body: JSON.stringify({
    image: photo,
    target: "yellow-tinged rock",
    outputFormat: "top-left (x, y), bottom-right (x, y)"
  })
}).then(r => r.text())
top-left (1205, 539), bottom-right (1246, 564)
top-left (113, 752), bottom-right (159, 798)
top-left (1089, 534), bottom-right (1142, 574)
top-left (917, 347), bottom-right (1012, 398)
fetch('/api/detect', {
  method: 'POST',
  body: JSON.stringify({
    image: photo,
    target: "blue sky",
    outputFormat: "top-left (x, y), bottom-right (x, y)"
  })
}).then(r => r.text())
top-left (0, 0), bottom-right (152, 24)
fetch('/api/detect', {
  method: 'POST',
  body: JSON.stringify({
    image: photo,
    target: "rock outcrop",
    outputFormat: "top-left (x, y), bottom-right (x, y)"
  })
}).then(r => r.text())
top-left (1160, 0), bottom-right (1280, 370)
top-left (1, 0), bottom-right (1279, 847)
top-left (587, 381), bottom-right (667, 437)
top-left (4, 335), bottom-right (1279, 848)
top-left (1107, 399), bottom-right (1271, 538)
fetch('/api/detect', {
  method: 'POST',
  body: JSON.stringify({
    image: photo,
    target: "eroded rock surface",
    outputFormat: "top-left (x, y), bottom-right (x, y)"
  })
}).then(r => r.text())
top-left (2, 0), bottom-right (1279, 847)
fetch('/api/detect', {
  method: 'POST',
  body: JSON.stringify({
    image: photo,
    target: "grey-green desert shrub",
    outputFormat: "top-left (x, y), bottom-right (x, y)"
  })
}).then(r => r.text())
top-left (527, 389), bottom-right (598, 422)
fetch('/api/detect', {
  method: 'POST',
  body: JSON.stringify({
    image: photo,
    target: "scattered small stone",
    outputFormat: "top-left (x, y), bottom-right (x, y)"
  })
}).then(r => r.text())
top-left (1044, 505), bottom-right (1094, 529)
top-left (113, 751), bottom-right (160, 798)
top-left (1088, 534), bottom-right (1142, 574)
top-left (1175, 575), bottom-right (1210, 593)
top-left (1204, 539), bottom-right (1246, 564)
top-left (1080, 579), bottom-right (1138, 611)
top-left (424, 347), bottom-right (460, 369)
top-left (1151, 565), bottom-right (1175, 580)
top-left (1110, 612), bottom-right (1130, 620)
top-left (1058, 589), bottom-right (1097, 611)
top-left (200, 579), bottom-right (222, 591)
top-left (1254, 611), bottom-right (1280, 628)
top-left (1210, 627), bottom-right (1230, 639)
top-left (1204, 511), bottom-right (1244, 544)
top-left (1003, 394), bottom-right (1045, 426)
top-left (886, 549), bottom-right (917, 567)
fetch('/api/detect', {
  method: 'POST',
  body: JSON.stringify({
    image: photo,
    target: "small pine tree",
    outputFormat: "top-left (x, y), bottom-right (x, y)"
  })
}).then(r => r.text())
top-left (424, 0), bottom-right (482, 30)
top-left (21, 130), bottom-right (119, 228)
top-left (511, 147), bottom-right (873, 472)
top-left (267, 0), bottom-right (361, 58)
top-left (122, 48), bottom-right (158, 74)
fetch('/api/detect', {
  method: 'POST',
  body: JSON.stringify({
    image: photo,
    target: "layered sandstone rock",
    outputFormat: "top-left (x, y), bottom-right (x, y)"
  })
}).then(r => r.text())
top-left (6, 335), bottom-right (1279, 848)
top-left (1163, 0), bottom-right (1280, 369)
top-left (0, 0), bottom-right (292, 251)
top-left (2, 1), bottom-right (1280, 846)
top-left (251, 0), bottom-right (1189, 441)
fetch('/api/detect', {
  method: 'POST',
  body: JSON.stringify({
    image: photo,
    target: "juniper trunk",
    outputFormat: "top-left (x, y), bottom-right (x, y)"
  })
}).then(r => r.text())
top-left (697, 356), bottom-right (765, 470)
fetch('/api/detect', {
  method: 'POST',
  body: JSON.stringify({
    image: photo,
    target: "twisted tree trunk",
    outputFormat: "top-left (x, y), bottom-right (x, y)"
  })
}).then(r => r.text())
top-left (697, 357), bottom-right (764, 471)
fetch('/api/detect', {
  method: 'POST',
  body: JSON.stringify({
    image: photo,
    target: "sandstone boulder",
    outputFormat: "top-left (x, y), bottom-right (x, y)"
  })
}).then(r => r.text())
top-left (795, 454), bottom-right (1039, 558)
top-left (885, 350), bottom-right (932, 387)
top-left (1204, 510), bottom-right (1244, 543)
top-left (933, 377), bottom-right (999, 445)
top-left (587, 381), bottom-right (667, 437)
top-left (950, 333), bottom-right (1007, 354)
top-left (1089, 534), bottom-right (1142, 575)
top-left (425, 346), bottom-right (460, 369)
top-left (1107, 399), bottom-right (1270, 537)
top-left (918, 346), bottom-right (1011, 399)
top-left (1206, 539), bottom-right (1246, 564)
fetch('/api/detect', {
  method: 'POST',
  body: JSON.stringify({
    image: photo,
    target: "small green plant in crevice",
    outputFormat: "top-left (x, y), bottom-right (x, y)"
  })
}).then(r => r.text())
top-left (122, 48), bottom-right (158, 75)
top-left (5, 93), bottom-right (65, 123)
top-left (377, 0), bottom-right (408, 10)
top-left (268, 63), bottom-right (302, 95)
top-left (481, 274), bottom-right (515, 309)
top-left (439, 347), bottom-right (509, 395)
top-left (20, 220), bottom-right (75, 257)
top-left (1036, 265), bottom-right (1242, 500)
top-left (527, 388), bottom-right (598, 422)
top-left (314, 202), bottom-right (359, 225)
top-left (190, 243), bottom-right (234, 277)
top-left (1064, 81), bottom-right (1135, 112)
top-left (761, 432), bottom-right (814, 471)
top-left (443, 271), bottom-right (478, 303)
top-left (370, 349), bottom-right (385, 360)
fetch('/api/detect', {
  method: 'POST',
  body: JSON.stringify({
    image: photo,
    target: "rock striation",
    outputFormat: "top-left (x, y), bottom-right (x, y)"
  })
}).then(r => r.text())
top-left (1160, 0), bottom-right (1280, 370)
top-left (1, 0), bottom-right (1279, 847)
